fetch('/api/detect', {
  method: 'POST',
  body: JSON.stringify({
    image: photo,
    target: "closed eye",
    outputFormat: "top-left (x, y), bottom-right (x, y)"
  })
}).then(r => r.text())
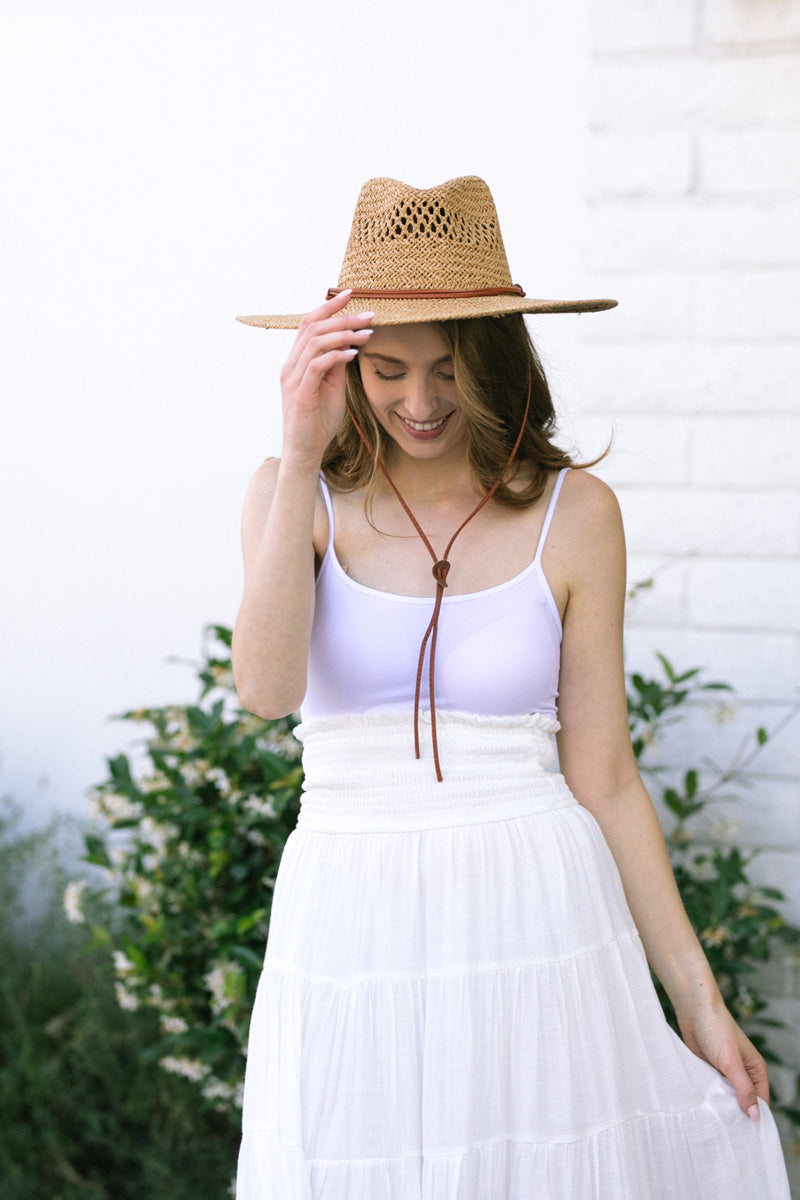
top-left (372, 367), bottom-right (455, 382)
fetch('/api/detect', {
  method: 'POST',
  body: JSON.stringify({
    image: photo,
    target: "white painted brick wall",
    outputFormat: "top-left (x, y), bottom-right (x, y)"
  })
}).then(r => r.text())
top-left (589, 132), bottom-right (693, 198)
top-left (687, 560), bottom-right (800, 629)
top-left (585, 200), bottom-right (800, 270)
top-left (703, 0), bottom-right (800, 47)
top-left (590, 0), bottom-right (697, 54)
top-left (579, 272), bottom-right (695, 339)
top-left (577, 4), bottom-right (800, 1169)
top-left (591, 56), bottom-right (800, 129)
top-left (694, 269), bottom-right (800, 340)
top-left (580, 414), bottom-right (691, 483)
top-left (701, 130), bottom-right (800, 196)
top-left (619, 488), bottom-right (800, 558)
top-left (688, 416), bottom-right (800, 488)
top-left (577, 343), bottom-right (800, 413)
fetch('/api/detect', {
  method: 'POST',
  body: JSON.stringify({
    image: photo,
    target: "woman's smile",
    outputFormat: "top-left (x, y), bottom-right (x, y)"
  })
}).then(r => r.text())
top-left (397, 410), bottom-right (456, 440)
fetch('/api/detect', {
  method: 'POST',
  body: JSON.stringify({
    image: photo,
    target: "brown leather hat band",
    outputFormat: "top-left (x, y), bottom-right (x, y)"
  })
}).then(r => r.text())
top-left (326, 285), bottom-right (526, 301)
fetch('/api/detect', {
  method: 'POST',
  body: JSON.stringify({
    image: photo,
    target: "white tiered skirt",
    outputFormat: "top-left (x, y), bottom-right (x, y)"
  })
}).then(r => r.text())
top-left (236, 711), bottom-right (789, 1199)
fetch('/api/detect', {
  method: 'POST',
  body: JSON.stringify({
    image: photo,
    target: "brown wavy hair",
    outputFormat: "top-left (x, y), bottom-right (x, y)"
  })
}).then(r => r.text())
top-left (321, 313), bottom-right (603, 508)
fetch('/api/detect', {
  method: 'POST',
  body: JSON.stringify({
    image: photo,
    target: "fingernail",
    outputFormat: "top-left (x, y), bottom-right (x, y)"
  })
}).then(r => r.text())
top-left (357, 311), bottom-right (375, 319)
top-left (748, 1103), bottom-right (760, 1122)
top-left (343, 348), bottom-right (358, 359)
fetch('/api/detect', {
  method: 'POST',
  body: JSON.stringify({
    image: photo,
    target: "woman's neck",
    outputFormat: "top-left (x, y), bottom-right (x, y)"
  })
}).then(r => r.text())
top-left (379, 448), bottom-right (480, 510)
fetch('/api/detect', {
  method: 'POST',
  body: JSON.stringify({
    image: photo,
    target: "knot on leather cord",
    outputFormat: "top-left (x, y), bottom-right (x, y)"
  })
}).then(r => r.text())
top-left (432, 560), bottom-right (451, 588)
top-left (343, 366), bottom-right (532, 782)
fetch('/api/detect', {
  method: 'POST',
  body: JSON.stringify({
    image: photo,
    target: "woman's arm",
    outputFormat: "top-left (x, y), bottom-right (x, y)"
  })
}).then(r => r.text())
top-left (551, 470), bottom-right (768, 1121)
top-left (232, 291), bottom-right (373, 718)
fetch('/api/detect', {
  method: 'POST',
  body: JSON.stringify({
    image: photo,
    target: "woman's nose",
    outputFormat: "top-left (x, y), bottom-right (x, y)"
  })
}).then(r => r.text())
top-left (403, 376), bottom-right (438, 419)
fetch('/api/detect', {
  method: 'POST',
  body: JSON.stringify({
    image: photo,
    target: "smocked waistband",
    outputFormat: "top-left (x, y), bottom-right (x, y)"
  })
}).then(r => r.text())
top-left (293, 710), bottom-right (577, 832)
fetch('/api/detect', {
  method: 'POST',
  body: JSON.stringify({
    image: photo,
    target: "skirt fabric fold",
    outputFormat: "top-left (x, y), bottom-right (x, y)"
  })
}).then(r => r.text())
top-left (236, 711), bottom-right (789, 1199)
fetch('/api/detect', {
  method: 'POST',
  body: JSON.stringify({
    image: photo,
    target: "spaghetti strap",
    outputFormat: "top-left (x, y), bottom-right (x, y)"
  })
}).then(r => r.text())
top-left (533, 467), bottom-right (569, 564)
top-left (318, 474), bottom-right (336, 554)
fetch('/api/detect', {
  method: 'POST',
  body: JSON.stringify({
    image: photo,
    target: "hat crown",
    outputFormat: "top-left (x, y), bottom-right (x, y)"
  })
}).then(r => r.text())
top-left (338, 176), bottom-right (514, 292)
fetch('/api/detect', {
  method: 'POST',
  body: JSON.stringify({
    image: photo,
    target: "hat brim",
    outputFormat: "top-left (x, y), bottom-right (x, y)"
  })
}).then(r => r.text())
top-left (236, 294), bottom-right (617, 330)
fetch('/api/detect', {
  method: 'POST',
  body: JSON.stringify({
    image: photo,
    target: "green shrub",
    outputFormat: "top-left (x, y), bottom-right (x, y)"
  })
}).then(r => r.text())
top-left (0, 801), bottom-right (239, 1199)
top-left (76, 626), bottom-right (302, 1117)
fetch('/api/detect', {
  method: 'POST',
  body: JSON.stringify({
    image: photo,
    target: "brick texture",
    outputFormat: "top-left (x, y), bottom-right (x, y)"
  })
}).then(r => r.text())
top-left (577, 2), bottom-right (800, 1151)
top-left (703, 0), bottom-right (800, 47)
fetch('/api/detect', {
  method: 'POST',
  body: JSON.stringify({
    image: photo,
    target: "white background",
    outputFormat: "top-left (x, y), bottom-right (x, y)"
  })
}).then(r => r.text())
top-left (1, 1), bottom-right (591, 820)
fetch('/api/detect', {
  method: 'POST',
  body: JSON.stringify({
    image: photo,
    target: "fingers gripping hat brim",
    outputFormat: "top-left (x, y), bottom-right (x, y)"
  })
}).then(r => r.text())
top-left (237, 176), bottom-right (617, 329)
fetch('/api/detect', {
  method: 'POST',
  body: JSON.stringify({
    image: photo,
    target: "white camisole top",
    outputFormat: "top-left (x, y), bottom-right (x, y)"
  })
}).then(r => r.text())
top-left (300, 468), bottom-right (568, 722)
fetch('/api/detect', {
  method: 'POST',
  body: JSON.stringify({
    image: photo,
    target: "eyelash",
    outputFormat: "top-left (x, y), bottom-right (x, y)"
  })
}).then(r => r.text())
top-left (373, 368), bottom-right (455, 382)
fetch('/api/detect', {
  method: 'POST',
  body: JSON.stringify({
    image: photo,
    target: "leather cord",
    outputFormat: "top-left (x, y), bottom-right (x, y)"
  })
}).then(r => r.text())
top-left (343, 369), bottom-right (532, 781)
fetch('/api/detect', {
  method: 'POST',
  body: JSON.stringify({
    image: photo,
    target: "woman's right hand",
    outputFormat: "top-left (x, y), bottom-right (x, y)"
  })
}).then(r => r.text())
top-left (279, 289), bottom-right (374, 469)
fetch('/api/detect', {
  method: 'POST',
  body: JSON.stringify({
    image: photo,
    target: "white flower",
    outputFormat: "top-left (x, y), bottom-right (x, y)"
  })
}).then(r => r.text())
top-left (706, 817), bottom-right (741, 844)
top-left (95, 791), bottom-right (143, 823)
top-left (705, 700), bottom-right (738, 725)
top-left (115, 981), bottom-right (140, 1011)
top-left (140, 817), bottom-right (179, 868)
top-left (201, 1076), bottom-right (236, 1103)
top-left (113, 951), bottom-right (136, 977)
top-left (204, 960), bottom-right (246, 1017)
top-left (181, 759), bottom-right (210, 787)
top-left (160, 1014), bottom-right (189, 1035)
top-left (139, 771), bottom-right (171, 794)
top-left (255, 730), bottom-right (302, 762)
top-left (245, 829), bottom-right (268, 848)
top-left (110, 845), bottom-right (128, 869)
top-left (210, 665), bottom-right (236, 690)
top-left (206, 767), bottom-right (232, 796)
top-left (734, 988), bottom-right (756, 1018)
top-left (173, 729), bottom-right (200, 752)
top-left (243, 795), bottom-right (277, 821)
top-left (159, 1055), bottom-right (209, 1083)
top-left (132, 875), bottom-right (154, 902)
top-left (688, 857), bottom-right (717, 882)
top-left (700, 925), bottom-right (731, 947)
top-left (63, 879), bottom-right (87, 924)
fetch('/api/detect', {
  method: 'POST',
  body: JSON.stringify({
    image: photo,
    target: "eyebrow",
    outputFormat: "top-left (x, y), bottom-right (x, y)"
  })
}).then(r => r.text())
top-left (361, 351), bottom-right (453, 366)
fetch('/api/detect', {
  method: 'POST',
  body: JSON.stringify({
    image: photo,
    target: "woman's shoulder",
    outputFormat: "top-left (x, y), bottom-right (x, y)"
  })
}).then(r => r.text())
top-left (559, 467), bottom-right (622, 528)
top-left (548, 468), bottom-right (625, 585)
top-left (241, 458), bottom-right (331, 556)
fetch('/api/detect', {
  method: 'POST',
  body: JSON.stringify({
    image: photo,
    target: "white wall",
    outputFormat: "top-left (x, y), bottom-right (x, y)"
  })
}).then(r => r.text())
top-left (572, 0), bottom-right (800, 1153)
top-left (1, 0), bottom-right (590, 819)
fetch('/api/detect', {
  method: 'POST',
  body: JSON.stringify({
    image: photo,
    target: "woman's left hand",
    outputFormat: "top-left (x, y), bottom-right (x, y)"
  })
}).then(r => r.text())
top-left (675, 996), bottom-right (769, 1120)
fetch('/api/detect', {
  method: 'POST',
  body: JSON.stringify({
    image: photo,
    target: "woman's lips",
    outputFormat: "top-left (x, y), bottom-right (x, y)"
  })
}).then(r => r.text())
top-left (397, 412), bottom-right (454, 441)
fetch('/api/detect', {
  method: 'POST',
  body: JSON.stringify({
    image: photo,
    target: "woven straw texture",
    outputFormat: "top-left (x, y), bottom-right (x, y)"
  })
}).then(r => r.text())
top-left (237, 176), bottom-right (617, 328)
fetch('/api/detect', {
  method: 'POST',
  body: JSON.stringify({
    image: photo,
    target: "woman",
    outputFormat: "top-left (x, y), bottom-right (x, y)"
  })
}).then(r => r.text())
top-left (232, 177), bottom-right (789, 1198)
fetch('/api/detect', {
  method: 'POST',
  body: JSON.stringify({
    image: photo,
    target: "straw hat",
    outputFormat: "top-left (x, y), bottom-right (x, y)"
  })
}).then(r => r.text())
top-left (237, 176), bottom-right (617, 329)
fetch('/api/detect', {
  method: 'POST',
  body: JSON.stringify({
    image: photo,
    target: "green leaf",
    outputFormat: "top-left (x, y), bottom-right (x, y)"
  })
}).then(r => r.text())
top-left (83, 834), bottom-right (111, 868)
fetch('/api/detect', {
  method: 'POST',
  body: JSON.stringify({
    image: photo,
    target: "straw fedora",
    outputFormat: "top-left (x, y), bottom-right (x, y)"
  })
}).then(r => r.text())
top-left (237, 176), bottom-right (617, 329)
